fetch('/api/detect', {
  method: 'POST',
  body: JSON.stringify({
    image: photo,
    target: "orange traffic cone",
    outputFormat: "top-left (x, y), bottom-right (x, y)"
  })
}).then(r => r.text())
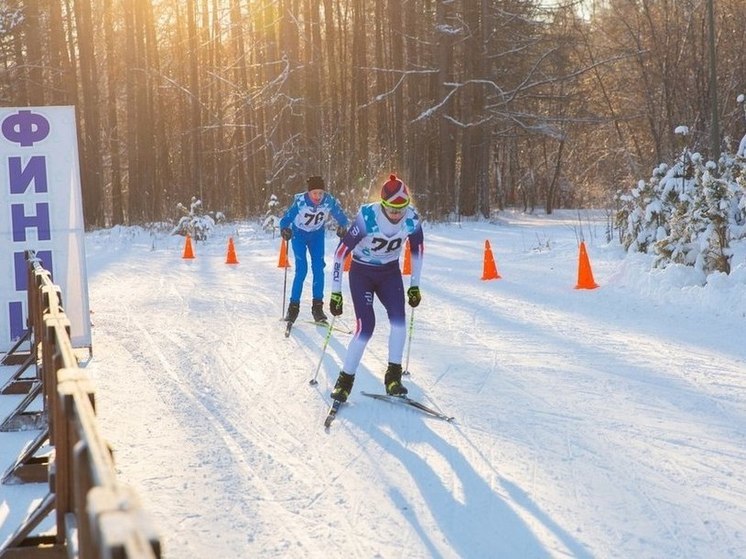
top-left (182, 234), bottom-right (195, 259)
top-left (481, 240), bottom-right (501, 280)
top-left (575, 241), bottom-right (599, 289)
top-left (226, 237), bottom-right (239, 264)
top-left (278, 238), bottom-right (290, 268)
top-left (402, 239), bottom-right (411, 275)
top-left (344, 251), bottom-right (352, 272)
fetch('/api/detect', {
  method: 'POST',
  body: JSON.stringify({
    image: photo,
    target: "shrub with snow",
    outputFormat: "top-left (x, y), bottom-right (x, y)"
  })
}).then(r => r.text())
top-left (616, 126), bottom-right (746, 277)
top-left (171, 197), bottom-right (224, 241)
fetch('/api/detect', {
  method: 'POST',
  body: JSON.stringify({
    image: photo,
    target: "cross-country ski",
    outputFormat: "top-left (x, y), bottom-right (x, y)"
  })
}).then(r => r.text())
top-left (361, 391), bottom-right (454, 422)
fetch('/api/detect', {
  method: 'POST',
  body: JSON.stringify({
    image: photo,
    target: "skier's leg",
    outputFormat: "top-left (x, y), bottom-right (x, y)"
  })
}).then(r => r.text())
top-left (377, 269), bottom-right (407, 364)
top-left (341, 262), bottom-right (376, 374)
top-left (308, 232), bottom-right (326, 301)
top-left (289, 236), bottom-right (309, 303)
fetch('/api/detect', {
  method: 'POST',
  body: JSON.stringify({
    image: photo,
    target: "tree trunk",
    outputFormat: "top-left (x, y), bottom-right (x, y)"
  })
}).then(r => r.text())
top-left (229, 0), bottom-right (249, 214)
top-left (74, 0), bottom-right (104, 227)
top-left (436, 0), bottom-right (456, 217)
top-left (47, 0), bottom-right (76, 105)
top-left (187, 0), bottom-right (203, 201)
top-left (304, 0), bottom-right (323, 169)
top-left (24, 0), bottom-right (44, 106)
top-left (350, 0), bottom-right (368, 184)
top-left (103, 0), bottom-right (122, 226)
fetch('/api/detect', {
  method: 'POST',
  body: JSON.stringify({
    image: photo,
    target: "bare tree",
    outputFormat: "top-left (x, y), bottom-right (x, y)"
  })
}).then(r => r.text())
top-left (2, 0), bottom-right (743, 226)
top-left (103, 0), bottom-right (122, 226)
top-left (73, 0), bottom-right (104, 226)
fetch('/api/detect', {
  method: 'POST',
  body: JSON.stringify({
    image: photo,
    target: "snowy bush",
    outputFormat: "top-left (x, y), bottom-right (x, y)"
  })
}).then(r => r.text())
top-left (171, 197), bottom-right (224, 241)
top-left (616, 125), bottom-right (746, 277)
top-left (262, 194), bottom-right (281, 236)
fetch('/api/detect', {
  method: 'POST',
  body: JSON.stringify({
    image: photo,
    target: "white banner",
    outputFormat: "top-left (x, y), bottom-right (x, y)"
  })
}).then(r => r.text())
top-left (0, 106), bottom-right (91, 352)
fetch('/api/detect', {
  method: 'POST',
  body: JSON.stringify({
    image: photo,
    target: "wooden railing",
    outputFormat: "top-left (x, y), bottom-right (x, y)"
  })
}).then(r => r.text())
top-left (1, 251), bottom-right (161, 559)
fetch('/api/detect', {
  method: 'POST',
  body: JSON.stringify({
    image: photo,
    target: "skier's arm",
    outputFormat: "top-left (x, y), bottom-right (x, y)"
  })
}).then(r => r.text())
top-left (408, 225), bottom-right (424, 288)
top-left (329, 197), bottom-right (350, 228)
top-left (331, 213), bottom-right (365, 292)
top-left (279, 198), bottom-right (299, 229)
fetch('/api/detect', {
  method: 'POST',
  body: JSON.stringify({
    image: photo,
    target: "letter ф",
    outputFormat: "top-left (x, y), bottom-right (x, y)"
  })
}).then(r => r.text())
top-left (1, 110), bottom-right (51, 147)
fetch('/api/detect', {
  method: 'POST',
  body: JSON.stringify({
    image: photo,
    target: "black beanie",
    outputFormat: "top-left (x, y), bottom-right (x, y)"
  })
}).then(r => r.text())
top-left (307, 176), bottom-right (325, 190)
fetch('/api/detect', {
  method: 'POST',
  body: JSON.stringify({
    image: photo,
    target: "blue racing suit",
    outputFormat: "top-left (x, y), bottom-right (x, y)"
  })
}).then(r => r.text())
top-left (280, 192), bottom-right (349, 303)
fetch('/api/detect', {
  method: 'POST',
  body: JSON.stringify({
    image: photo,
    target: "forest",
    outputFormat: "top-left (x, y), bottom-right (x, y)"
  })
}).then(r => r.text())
top-left (1, 0), bottom-right (744, 228)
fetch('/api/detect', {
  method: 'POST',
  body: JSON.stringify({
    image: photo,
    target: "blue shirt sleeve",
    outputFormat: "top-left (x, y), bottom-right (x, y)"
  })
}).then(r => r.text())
top-left (279, 196), bottom-right (300, 229)
top-left (329, 196), bottom-right (349, 228)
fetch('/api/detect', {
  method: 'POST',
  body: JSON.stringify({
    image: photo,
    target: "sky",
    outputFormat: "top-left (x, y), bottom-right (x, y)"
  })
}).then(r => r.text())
top-left (2, 209), bottom-right (746, 558)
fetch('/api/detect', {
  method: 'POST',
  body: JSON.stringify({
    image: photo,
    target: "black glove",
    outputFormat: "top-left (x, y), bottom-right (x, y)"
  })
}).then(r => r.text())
top-left (336, 225), bottom-right (348, 238)
top-left (281, 227), bottom-right (293, 240)
top-left (407, 286), bottom-right (421, 308)
top-left (330, 292), bottom-right (343, 316)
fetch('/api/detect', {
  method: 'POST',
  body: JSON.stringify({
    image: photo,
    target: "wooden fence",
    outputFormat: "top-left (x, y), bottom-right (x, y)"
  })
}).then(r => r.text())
top-left (0, 251), bottom-right (161, 559)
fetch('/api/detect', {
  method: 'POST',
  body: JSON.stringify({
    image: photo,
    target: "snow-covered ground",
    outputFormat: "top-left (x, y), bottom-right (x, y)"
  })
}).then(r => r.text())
top-left (2, 210), bottom-right (746, 558)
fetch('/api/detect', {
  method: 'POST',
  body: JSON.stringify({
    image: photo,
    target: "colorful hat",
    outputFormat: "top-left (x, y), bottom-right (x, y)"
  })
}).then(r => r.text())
top-left (380, 174), bottom-right (410, 208)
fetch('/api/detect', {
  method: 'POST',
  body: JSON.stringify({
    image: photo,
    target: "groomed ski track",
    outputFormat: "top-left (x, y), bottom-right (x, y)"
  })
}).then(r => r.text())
top-left (69, 212), bottom-right (746, 558)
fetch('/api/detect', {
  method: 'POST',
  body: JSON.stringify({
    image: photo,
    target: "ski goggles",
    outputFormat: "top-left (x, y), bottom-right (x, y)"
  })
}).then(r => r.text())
top-left (381, 198), bottom-right (410, 211)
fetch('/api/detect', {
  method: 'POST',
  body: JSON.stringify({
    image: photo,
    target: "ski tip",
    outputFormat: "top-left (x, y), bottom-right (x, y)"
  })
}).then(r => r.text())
top-left (323, 400), bottom-right (342, 429)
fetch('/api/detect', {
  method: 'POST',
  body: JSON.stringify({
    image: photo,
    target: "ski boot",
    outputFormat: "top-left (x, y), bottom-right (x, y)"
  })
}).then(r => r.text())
top-left (384, 363), bottom-right (408, 396)
top-left (311, 299), bottom-right (328, 323)
top-left (285, 301), bottom-right (300, 324)
top-left (331, 371), bottom-right (355, 402)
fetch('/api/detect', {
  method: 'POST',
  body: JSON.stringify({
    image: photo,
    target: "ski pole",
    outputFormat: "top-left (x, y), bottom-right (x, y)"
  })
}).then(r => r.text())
top-left (336, 316), bottom-right (354, 335)
top-left (403, 308), bottom-right (415, 375)
top-left (281, 265), bottom-right (288, 319)
top-left (309, 315), bottom-right (337, 385)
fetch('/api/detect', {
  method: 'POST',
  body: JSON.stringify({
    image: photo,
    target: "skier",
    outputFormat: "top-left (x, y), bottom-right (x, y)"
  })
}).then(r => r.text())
top-left (280, 176), bottom-right (349, 326)
top-left (327, 174), bottom-right (424, 402)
